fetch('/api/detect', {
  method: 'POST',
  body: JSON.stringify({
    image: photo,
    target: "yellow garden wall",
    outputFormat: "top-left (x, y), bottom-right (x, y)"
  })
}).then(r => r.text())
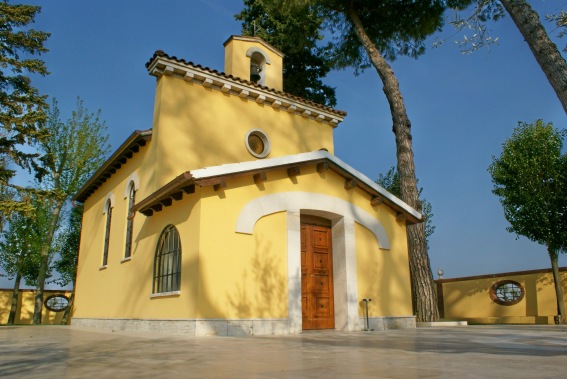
top-left (437, 268), bottom-right (567, 324)
top-left (0, 290), bottom-right (72, 325)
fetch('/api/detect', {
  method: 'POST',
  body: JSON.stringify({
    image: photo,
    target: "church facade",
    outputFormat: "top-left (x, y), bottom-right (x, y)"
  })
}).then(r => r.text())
top-left (71, 36), bottom-right (421, 336)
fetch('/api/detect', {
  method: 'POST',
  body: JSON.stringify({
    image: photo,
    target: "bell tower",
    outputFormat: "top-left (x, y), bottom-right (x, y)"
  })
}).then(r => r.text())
top-left (223, 36), bottom-right (284, 91)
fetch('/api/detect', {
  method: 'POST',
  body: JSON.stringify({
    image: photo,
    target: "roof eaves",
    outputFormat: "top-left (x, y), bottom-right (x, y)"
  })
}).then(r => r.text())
top-left (133, 151), bottom-right (423, 224)
top-left (130, 172), bottom-right (194, 217)
top-left (145, 51), bottom-right (347, 124)
top-left (72, 129), bottom-right (152, 203)
top-left (192, 151), bottom-right (422, 221)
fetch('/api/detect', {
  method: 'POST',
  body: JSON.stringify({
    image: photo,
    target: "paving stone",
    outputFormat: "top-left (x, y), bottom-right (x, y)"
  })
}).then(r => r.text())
top-left (0, 325), bottom-right (566, 378)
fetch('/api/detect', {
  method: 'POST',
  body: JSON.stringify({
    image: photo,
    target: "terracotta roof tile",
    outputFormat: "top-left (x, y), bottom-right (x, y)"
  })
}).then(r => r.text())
top-left (145, 50), bottom-right (347, 117)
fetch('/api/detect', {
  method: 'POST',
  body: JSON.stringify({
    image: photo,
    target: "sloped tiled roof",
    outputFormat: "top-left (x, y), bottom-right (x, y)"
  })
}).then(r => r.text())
top-left (73, 130), bottom-right (152, 203)
top-left (145, 50), bottom-right (346, 127)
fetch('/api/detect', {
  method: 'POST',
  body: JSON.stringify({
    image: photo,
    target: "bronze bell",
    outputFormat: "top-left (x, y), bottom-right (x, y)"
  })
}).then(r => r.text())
top-left (250, 63), bottom-right (262, 83)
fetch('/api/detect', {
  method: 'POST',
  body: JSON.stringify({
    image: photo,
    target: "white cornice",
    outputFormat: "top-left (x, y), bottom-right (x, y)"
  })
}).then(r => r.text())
top-left (191, 150), bottom-right (423, 221)
top-left (147, 56), bottom-right (345, 128)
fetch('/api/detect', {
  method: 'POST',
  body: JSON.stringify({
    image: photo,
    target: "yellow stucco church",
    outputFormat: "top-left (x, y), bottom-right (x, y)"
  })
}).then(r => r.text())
top-left (71, 36), bottom-right (422, 336)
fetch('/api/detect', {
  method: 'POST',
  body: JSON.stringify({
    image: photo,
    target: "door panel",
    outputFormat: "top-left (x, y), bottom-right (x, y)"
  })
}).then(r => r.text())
top-left (301, 223), bottom-right (335, 330)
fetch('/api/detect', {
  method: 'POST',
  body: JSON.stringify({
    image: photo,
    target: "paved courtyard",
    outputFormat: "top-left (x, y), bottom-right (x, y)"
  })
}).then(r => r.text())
top-left (1, 324), bottom-right (566, 378)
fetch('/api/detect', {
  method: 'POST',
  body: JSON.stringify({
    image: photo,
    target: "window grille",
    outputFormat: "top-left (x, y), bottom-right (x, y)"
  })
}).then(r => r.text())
top-left (490, 280), bottom-right (525, 306)
top-left (44, 295), bottom-right (69, 312)
top-left (125, 184), bottom-right (136, 258)
top-left (102, 200), bottom-right (112, 266)
top-left (153, 225), bottom-right (181, 293)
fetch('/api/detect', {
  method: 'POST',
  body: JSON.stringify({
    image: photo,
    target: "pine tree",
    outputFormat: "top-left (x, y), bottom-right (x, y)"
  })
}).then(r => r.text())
top-left (0, 2), bottom-right (50, 221)
top-left (236, 0), bottom-right (336, 107)
top-left (278, 0), bottom-right (447, 321)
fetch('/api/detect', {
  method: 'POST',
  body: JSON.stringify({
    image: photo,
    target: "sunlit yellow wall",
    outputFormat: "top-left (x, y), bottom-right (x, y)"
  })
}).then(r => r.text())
top-left (224, 36), bottom-right (284, 91)
top-left (152, 76), bottom-right (335, 189)
top-left (73, 142), bottom-right (183, 319)
top-left (75, 163), bottom-right (410, 320)
top-left (439, 270), bottom-right (567, 324)
top-left (0, 290), bottom-right (72, 325)
top-left (74, 180), bottom-right (201, 320)
top-left (197, 201), bottom-right (288, 319)
top-left (192, 166), bottom-right (410, 319)
top-left (355, 221), bottom-right (412, 317)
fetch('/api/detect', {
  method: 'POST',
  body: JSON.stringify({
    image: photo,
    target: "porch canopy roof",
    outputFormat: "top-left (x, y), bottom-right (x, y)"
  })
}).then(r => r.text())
top-left (129, 150), bottom-right (423, 224)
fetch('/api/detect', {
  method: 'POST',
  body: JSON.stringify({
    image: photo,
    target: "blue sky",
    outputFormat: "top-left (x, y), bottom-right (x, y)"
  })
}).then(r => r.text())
top-left (2, 0), bottom-right (566, 288)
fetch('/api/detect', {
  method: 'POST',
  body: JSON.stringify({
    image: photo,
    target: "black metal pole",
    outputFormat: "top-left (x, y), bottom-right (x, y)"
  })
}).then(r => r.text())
top-left (363, 298), bottom-right (372, 331)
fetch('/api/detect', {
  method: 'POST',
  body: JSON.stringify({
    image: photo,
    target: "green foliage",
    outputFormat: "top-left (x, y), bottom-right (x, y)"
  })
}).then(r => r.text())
top-left (436, 0), bottom-right (504, 53)
top-left (547, 11), bottom-right (567, 52)
top-left (0, 196), bottom-right (53, 285)
top-left (235, 0), bottom-right (337, 107)
top-left (30, 97), bottom-right (110, 290)
top-left (0, 2), bottom-right (50, 217)
top-left (53, 204), bottom-right (82, 287)
top-left (488, 120), bottom-right (567, 253)
top-left (38, 97), bottom-right (110, 196)
top-left (314, 0), bottom-right (448, 73)
top-left (376, 166), bottom-right (436, 245)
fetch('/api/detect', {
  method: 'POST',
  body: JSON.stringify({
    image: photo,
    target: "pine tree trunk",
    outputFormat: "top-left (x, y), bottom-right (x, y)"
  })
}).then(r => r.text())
top-left (347, 9), bottom-right (439, 322)
top-left (8, 271), bottom-right (22, 325)
top-left (33, 198), bottom-right (64, 324)
top-left (500, 0), bottom-right (567, 114)
top-left (548, 247), bottom-right (566, 324)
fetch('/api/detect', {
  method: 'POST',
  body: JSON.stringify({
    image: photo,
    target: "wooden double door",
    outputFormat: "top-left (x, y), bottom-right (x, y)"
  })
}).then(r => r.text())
top-left (301, 219), bottom-right (335, 330)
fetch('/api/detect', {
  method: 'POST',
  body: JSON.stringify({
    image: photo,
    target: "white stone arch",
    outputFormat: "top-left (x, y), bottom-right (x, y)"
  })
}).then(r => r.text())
top-left (245, 47), bottom-right (271, 64)
top-left (123, 173), bottom-right (140, 198)
top-left (102, 192), bottom-right (115, 214)
top-left (235, 192), bottom-right (390, 249)
top-left (235, 191), bottom-right (391, 333)
top-left (246, 47), bottom-right (270, 85)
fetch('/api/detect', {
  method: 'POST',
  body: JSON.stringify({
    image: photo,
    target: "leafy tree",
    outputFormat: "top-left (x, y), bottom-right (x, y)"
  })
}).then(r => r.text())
top-left (277, 0), bottom-right (447, 321)
top-left (488, 120), bottom-right (567, 323)
top-left (447, 0), bottom-right (567, 115)
top-left (376, 167), bottom-right (436, 247)
top-left (547, 11), bottom-right (567, 52)
top-left (52, 204), bottom-right (83, 324)
top-left (0, 2), bottom-right (50, 221)
top-left (32, 98), bottom-right (110, 324)
top-left (235, 0), bottom-right (336, 107)
top-left (0, 196), bottom-right (51, 325)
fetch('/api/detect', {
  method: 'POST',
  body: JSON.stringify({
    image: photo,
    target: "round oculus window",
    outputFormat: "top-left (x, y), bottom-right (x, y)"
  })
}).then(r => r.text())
top-left (245, 129), bottom-right (270, 158)
top-left (490, 280), bottom-right (524, 306)
top-left (44, 294), bottom-right (70, 312)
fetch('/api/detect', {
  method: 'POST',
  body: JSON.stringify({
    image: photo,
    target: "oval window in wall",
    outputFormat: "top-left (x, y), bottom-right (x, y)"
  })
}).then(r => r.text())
top-left (44, 294), bottom-right (70, 312)
top-left (245, 129), bottom-right (271, 158)
top-left (489, 280), bottom-right (524, 306)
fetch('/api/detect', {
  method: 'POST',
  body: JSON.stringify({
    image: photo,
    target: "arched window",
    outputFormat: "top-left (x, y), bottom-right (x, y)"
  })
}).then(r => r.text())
top-left (153, 225), bottom-right (181, 294)
top-left (102, 199), bottom-right (112, 266)
top-left (124, 183), bottom-right (136, 259)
